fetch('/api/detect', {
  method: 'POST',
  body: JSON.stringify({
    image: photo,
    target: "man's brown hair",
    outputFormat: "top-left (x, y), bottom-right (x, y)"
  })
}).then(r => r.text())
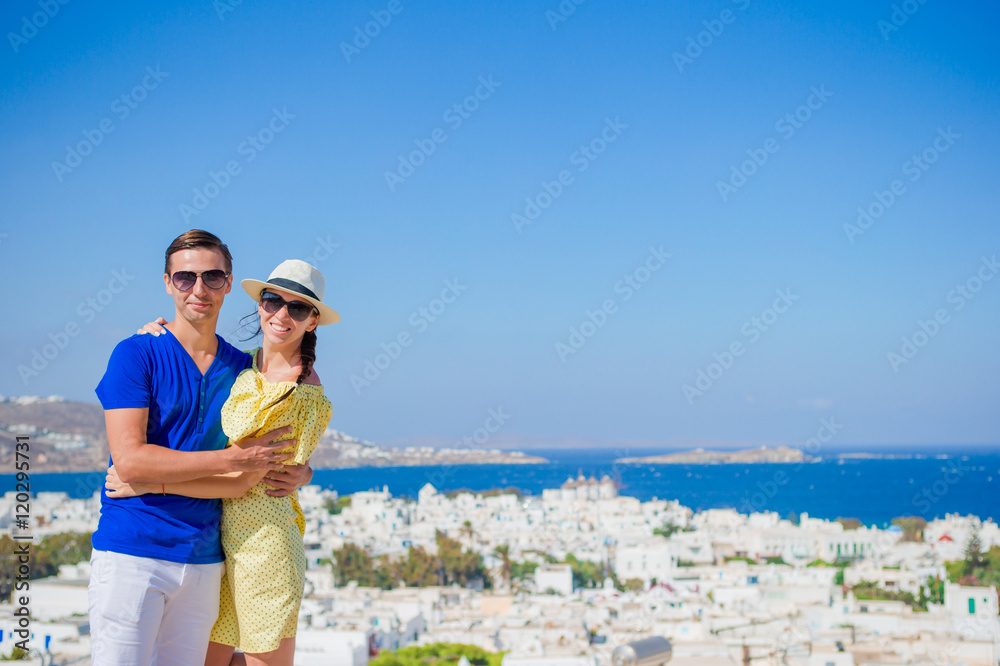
top-left (164, 229), bottom-right (233, 275)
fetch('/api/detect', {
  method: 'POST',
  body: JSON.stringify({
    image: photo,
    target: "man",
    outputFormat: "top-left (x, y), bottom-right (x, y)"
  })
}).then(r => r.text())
top-left (89, 229), bottom-right (314, 665)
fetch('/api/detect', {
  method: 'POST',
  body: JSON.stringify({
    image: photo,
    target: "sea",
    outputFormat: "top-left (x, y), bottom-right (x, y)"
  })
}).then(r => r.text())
top-left (12, 446), bottom-right (1000, 527)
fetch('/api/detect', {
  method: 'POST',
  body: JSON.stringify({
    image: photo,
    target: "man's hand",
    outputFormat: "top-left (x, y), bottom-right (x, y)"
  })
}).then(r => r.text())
top-left (136, 316), bottom-right (168, 336)
top-left (263, 461), bottom-right (314, 497)
top-left (105, 465), bottom-right (154, 498)
top-left (225, 426), bottom-right (296, 473)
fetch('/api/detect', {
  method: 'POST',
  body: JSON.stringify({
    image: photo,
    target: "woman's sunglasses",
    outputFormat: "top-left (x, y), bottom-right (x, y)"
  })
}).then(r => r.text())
top-left (171, 270), bottom-right (230, 291)
top-left (260, 291), bottom-right (318, 322)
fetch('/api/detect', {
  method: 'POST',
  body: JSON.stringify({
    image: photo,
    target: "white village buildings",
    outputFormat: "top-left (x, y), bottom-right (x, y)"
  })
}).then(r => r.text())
top-left (1, 475), bottom-right (998, 665)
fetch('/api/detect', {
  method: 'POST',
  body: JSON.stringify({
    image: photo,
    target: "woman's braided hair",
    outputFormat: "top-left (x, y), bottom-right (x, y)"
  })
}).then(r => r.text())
top-left (294, 329), bottom-right (317, 386)
top-left (270, 327), bottom-right (316, 405)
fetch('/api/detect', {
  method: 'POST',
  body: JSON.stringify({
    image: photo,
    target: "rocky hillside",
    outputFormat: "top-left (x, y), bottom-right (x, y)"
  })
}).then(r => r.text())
top-left (0, 396), bottom-right (544, 472)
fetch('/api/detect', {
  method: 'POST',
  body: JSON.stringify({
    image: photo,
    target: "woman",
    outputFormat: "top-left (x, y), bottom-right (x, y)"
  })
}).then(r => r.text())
top-left (106, 259), bottom-right (338, 666)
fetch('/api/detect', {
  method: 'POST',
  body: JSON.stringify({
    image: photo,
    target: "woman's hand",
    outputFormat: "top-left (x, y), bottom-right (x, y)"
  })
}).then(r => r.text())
top-left (263, 461), bottom-right (314, 497)
top-left (226, 426), bottom-right (296, 472)
top-left (136, 317), bottom-right (168, 336)
top-left (105, 464), bottom-right (153, 498)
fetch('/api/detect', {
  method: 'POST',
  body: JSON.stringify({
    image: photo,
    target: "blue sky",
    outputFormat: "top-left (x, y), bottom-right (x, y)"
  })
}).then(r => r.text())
top-left (1, 0), bottom-right (998, 448)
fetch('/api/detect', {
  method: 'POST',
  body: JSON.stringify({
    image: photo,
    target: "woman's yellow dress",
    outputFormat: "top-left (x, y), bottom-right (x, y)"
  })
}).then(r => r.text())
top-left (209, 349), bottom-right (332, 653)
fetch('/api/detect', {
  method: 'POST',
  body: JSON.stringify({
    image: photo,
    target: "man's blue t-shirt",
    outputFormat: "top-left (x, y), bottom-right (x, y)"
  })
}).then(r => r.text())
top-left (93, 329), bottom-right (252, 564)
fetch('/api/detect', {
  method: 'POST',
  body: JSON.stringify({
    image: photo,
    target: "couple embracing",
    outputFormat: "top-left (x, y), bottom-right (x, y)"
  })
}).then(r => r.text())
top-left (90, 229), bottom-right (338, 666)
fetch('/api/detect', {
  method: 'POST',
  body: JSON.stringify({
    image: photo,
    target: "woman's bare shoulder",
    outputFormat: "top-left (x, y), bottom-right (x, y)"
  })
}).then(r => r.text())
top-left (303, 366), bottom-right (321, 385)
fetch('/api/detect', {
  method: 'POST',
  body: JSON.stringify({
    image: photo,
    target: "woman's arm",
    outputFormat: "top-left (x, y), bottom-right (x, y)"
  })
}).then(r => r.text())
top-left (105, 465), bottom-right (269, 499)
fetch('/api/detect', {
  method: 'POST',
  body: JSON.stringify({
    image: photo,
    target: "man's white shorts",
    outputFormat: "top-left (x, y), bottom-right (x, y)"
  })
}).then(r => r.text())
top-left (88, 549), bottom-right (224, 666)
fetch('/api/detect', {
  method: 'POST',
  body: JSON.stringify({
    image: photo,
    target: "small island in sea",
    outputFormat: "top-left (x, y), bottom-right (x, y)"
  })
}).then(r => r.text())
top-left (616, 445), bottom-right (811, 465)
top-left (836, 452), bottom-right (919, 460)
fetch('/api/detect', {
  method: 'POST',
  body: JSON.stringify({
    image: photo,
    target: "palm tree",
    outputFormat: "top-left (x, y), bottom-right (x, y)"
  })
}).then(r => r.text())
top-left (493, 544), bottom-right (512, 591)
top-left (461, 520), bottom-right (476, 548)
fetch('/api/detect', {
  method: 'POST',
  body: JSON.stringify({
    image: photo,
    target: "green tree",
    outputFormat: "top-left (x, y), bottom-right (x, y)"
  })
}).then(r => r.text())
top-left (653, 521), bottom-right (680, 538)
top-left (493, 545), bottom-right (512, 590)
top-left (918, 575), bottom-right (945, 607)
top-left (964, 526), bottom-right (983, 569)
top-left (510, 560), bottom-right (538, 581)
top-left (0, 646), bottom-right (29, 661)
top-left (0, 536), bottom-right (22, 602)
top-left (851, 580), bottom-right (925, 611)
top-left (373, 557), bottom-right (401, 590)
top-left (370, 643), bottom-right (504, 666)
top-left (524, 549), bottom-right (558, 564)
top-left (332, 542), bottom-right (377, 587)
top-left (1, 532), bottom-right (93, 602)
top-left (837, 518), bottom-right (862, 531)
top-left (891, 516), bottom-right (927, 542)
top-left (562, 553), bottom-right (608, 589)
top-left (945, 544), bottom-right (1000, 588)
top-left (622, 577), bottom-right (644, 592)
top-left (725, 556), bottom-right (756, 564)
top-left (325, 496), bottom-right (351, 515)
top-left (435, 530), bottom-right (485, 586)
top-left (460, 520), bottom-right (476, 548)
top-left (483, 487), bottom-right (523, 499)
top-left (398, 546), bottom-right (440, 587)
top-left (926, 575), bottom-right (945, 605)
top-left (332, 535), bottom-right (493, 590)
top-left (34, 532), bottom-right (93, 577)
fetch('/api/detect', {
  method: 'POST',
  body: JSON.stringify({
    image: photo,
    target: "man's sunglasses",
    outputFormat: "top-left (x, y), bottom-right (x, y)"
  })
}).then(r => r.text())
top-left (260, 291), bottom-right (318, 322)
top-left (171, 270), bottom-right (230, 291)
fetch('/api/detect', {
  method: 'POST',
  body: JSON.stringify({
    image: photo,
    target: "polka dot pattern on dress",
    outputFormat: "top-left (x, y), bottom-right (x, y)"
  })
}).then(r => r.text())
top-left (209, 348), bottom-right (332, 654)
